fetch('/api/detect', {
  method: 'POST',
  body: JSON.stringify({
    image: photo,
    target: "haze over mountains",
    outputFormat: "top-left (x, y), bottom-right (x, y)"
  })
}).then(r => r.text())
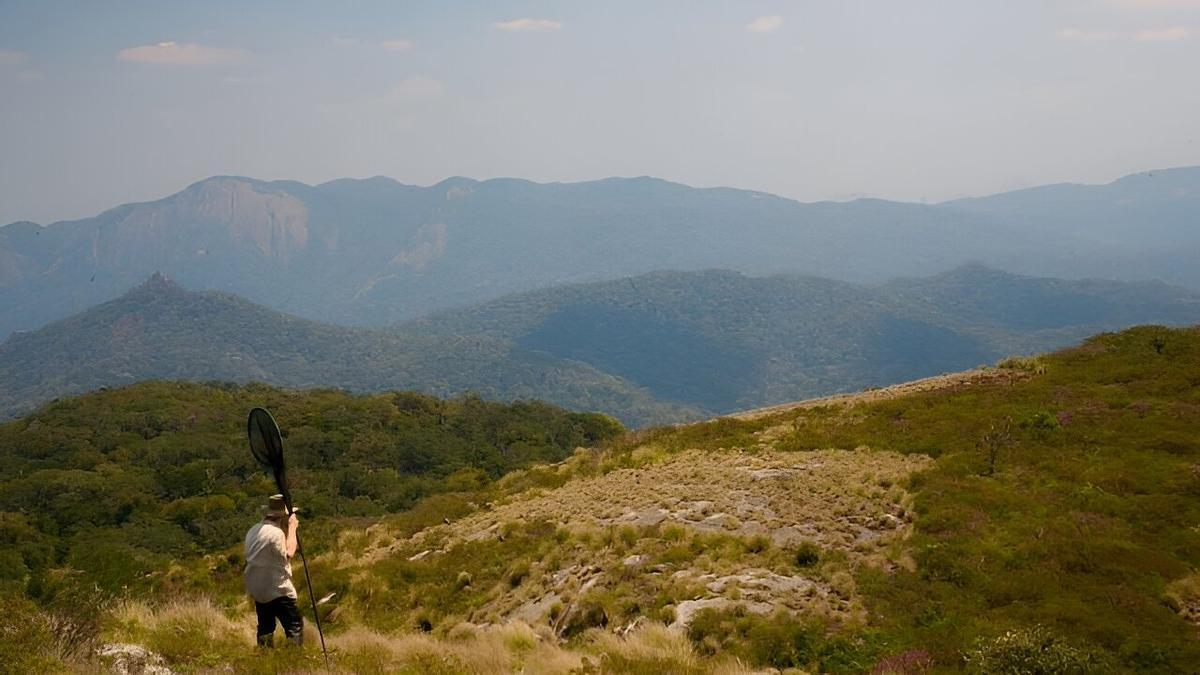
top-left (2, 166), bottom-right (1199, 341)
top-left (3, 266), bottom-right (1196, 425)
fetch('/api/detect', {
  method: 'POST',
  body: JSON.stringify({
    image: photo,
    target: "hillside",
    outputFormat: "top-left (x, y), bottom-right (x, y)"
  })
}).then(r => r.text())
top-left (5, 268), bottom-right (1198, 427)
top-left (0, 274), bottom-right (695, 427)
top-left (0, 382), bottom-right (622, 593)
top-left (4, 325), bottom-right (1199, 673)
top-left (3, 167), bottom-right (1200, 339)
top-left (401, 266), bottom-right (1200, 412)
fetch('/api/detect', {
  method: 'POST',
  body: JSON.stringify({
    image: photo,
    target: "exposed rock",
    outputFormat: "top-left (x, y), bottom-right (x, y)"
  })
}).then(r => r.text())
top-left (369, 446), bottom-right (928, 635)
top-left (408, 549), bottom-right (434, 561)
top-left (669, 598), bottom-right (774, 631)
top-left (511, 592), bottom-right (561, 624)
top-left (747, 468), bottom-right (791, 480)
top-left (96, 643), bottom-right (173, 675)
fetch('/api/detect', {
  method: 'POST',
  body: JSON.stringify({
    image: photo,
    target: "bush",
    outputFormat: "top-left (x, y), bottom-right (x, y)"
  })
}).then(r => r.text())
top-left (505, 560), bottom-right (530, 588)
top-left (997, 356), bottom-right (1046, 374)
top-left (965, 625), bottom-right (1107, 674)
top-left (745, 534), bottom-right (771, 554)
top-left (871, 649), bottom-right (933, 674)
top-left (0, 592), bottom-right (62, 672)
top-left (560, 595), bottom-right (609, 637)
top-left (795, 541), bottom-right (821, 567)
top-left (687, 607), bottom-right (819, 669)
top-left (1019, 411), bottom-right (1059, 437)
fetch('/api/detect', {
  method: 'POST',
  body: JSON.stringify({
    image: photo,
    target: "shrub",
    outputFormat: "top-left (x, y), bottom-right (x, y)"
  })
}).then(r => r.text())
top-left (560, 595), bottom-right (609, 637)
top-left (795, 541), bottom-right (821, 567)
top-left (1019, 410), bottom-right (1059, 439)
top-left (0, 593), bottom-right (62, 672)
top-left (506, 560), bottom-right (530, 588)
top-left (745, 534), bottom-right (771, 554)
top-left (744, 613), bottom-right (816, 668)
top-left (871, 648), bottom-right (933, 674)
top-left (26, 575), bottom-right (113, 662)
top-left (997, 356), bottom-right (1046, 374)
top-left (964, 625), bottom-right (1107, 674)
top-left (687, 607), bottom-right (820, 669)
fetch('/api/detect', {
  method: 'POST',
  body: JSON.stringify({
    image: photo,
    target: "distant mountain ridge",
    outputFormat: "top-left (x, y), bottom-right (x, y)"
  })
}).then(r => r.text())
top-left (3, 266), bottom-right (1196, 425)
top-left (2, 167), bottom-right (1199, 339)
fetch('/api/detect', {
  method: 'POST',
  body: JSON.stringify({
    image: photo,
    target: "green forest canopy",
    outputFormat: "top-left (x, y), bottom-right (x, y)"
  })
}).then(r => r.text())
top-left (0, 381), bottom-right (622, 594)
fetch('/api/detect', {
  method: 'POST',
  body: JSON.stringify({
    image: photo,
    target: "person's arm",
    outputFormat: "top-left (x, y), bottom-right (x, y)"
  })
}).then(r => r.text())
top-left (283, 513), bottom-right (299, 559)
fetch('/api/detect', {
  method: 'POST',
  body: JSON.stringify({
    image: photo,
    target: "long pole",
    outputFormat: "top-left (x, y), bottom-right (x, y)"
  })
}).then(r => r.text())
top-left (290, 505), bottom-right (328, 664)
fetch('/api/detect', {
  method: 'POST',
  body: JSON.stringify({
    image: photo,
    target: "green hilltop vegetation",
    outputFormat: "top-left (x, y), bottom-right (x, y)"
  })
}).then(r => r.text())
top-left (2, 324), bottom-right (1199, 673)
top-left (0, 382), bottom-right (621, 592)
top-left (0, 273), bottom-right (696, 427)
top-left (3, 167), bottom-right (1199, 340)
top-left (2, 265), bottom-right (1197, 428)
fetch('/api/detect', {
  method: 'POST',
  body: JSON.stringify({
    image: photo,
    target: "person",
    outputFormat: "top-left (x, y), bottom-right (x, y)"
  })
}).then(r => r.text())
top-left (244, 494), bottom-right (303, 647)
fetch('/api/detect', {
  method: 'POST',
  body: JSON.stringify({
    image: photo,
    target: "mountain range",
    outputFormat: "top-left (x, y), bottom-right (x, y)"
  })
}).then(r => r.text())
top-left (2, 266), bottom-right (1196, 425)
top-left (2, 167), bottom-right (1199, 340)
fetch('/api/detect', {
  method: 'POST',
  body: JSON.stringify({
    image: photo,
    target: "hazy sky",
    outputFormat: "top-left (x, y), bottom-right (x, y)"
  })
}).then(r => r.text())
top-left (2, 0), bottom-right (1199, 223)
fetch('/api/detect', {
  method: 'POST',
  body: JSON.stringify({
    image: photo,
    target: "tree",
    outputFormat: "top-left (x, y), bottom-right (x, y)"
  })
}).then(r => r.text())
top-left (978, 418), bottom-right (1014, 477)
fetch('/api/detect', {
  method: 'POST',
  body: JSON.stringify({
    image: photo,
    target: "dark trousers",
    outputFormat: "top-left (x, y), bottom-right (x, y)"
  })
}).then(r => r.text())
top-left (255, 596), bottom-right (304, 647)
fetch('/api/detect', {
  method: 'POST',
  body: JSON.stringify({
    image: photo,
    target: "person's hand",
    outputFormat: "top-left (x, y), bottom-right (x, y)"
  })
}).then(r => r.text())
top-left (288, 513), bottom-right (299, 531)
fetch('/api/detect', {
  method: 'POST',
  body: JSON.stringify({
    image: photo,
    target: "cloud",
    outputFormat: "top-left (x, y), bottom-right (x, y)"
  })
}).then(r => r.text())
top-left (116, 42), bottom-right (247, 65)
top-left (389, 76), bottom-right (445, 101)
top-left (1056, 28), bottom-right (1119, 41)
top-left (0, 49), bottom-right (29, 66)
top-left (492, 18), bottom-right (562, 32)
top-left (746, 16), bottom-right (784, 33)
top-left (1111, 0), bottom-right (1200, 8)
top-left (1057, 26), bottom-right (1191, 41)
top-left (1134, 26), bottom-right (1193, 40)
top-left (380, 39), bottom-right (414, 52)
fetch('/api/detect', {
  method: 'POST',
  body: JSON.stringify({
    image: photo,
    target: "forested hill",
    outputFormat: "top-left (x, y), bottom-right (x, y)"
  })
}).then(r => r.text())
top-left (0, 381), bottom-right (623, 594)
top-left (0, 274), bottom-right (695, 426)
top-left (400, 265), bottom-right (1200, 411)
top-left (3, 267), bottom-right (1198, 425)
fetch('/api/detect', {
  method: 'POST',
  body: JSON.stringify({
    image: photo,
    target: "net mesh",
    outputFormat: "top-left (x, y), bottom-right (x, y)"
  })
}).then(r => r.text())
top-left (247, 407), bottom-right (293, 509)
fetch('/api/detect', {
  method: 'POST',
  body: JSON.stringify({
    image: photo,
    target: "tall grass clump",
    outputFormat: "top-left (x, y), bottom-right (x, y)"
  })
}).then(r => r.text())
top-left (996, 355), bottom-right (1046, 374)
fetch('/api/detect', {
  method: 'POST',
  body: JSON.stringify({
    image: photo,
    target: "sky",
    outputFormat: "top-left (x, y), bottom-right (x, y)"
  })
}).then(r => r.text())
top-left (1, 0), bottom-right (1199, 224)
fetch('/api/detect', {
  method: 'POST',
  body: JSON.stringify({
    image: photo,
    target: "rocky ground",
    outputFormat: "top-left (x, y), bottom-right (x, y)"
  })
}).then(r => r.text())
top-left (353, 440), bottom-right (932, 635)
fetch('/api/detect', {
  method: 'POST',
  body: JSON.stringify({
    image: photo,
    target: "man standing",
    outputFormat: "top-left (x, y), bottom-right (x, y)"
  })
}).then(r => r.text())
top-left (244, 494), bottom-right (303, 647)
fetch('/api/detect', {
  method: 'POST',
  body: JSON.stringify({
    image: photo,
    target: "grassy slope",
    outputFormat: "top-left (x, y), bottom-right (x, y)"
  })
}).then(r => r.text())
top-left (331, 324), bottom-right (1200, 672)
top-left (771, 324), bottom-right (1200, 670)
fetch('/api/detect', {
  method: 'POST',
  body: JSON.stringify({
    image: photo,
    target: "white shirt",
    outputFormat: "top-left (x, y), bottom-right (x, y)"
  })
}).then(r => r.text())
top-left (244, 520), bottom-right (297, 603)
